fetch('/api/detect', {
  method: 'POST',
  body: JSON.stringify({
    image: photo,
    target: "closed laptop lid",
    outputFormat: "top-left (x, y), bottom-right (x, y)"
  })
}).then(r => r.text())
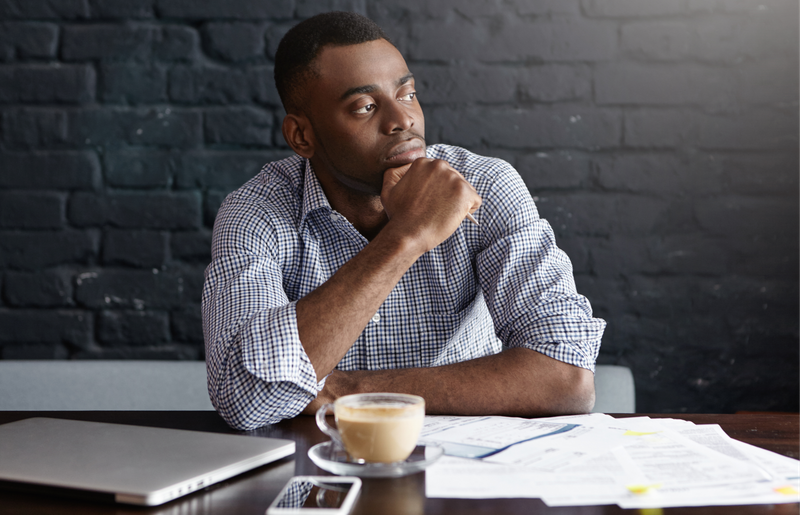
top-left (0, 417), bottom-right (295, 506)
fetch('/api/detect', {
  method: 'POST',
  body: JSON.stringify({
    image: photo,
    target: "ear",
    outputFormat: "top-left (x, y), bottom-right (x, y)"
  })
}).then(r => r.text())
top-left (281, 114), bottom-right (315, 159)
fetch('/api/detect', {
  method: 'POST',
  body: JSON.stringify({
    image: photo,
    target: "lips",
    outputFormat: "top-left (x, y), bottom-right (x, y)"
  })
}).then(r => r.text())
top-left (385, 138), bottom-right (426, 165)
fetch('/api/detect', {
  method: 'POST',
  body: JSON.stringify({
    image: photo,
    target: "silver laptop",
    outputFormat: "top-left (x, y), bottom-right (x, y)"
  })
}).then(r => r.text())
top-left (0, 417), bottom-right (295, 506)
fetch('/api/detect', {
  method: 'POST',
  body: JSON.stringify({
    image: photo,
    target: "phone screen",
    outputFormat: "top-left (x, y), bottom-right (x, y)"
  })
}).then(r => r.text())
top-left (272, 478), bottom-right (356, 510)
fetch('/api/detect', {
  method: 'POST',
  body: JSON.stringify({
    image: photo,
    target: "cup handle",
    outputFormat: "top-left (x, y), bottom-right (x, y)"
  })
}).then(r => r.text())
top-left (315, 403), bottom-right (344, 449)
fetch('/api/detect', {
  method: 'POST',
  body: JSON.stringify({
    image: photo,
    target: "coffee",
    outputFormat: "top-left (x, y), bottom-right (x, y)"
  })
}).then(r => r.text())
top-left (337, 403), bottom-right (424, 463)
top-left (316, 393), bottom-right (425, 464)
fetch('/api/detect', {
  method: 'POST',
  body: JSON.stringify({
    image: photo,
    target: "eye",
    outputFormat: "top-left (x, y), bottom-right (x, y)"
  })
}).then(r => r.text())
top-left (353, 104), bottom-right (376, 114)
top-left (399, 92), bottom-right (416, 102)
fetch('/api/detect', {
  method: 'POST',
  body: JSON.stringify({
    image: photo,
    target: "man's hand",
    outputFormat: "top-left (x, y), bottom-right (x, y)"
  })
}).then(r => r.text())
top-left (381, 158), bottom-right (481, 255)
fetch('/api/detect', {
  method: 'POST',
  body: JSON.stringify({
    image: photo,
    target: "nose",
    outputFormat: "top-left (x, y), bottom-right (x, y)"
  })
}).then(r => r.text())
top-left (381, 99), bottom-right (414, 134)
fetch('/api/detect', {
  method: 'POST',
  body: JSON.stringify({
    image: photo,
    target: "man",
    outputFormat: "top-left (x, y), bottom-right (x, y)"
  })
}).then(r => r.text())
top-left (202, 12), bottom-right (606, 430)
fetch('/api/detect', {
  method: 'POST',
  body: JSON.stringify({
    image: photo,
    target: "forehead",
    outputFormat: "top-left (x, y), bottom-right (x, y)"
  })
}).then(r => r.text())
top-left (311, 39), bottom-right (410, 99)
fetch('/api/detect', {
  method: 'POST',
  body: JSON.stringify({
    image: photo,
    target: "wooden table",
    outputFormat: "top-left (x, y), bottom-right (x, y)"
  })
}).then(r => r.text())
top-left (0, 412), bottom-right (797, 514)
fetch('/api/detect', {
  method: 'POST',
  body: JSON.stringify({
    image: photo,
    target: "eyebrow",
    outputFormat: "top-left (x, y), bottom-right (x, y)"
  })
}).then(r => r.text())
top-left (339, 72), bottom-right (415, 101)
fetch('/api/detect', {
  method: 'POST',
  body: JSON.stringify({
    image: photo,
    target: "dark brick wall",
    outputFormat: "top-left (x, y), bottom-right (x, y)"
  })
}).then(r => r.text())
top-left (0, 0), bottom-right (797, 413)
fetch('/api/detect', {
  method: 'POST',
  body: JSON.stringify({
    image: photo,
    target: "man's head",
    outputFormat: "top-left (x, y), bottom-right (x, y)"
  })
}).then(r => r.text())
top-left (275, 12), bottom-right (426, 198)
top-left (274, 12), bottom-right (389, 115)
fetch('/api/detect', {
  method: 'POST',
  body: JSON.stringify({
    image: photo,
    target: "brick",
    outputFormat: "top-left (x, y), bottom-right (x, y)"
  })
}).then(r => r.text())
top-left (621, 21), bottom-right (690, 61)
top-left (0, 64), bottom-right (95, 104)
top-left (87, 0), bottom-right (155, 18)
top-left (438, 106), bottom-right (621, 150)
top-left (595, 155), bottom-right (686, 194)
top-left (264, 23), bottom-right (294, 61)
top-left (69, 191), bottom-right (201, 229)
top-left (171, 304), bottom-right (203, 342)
top-left (720, 153), bottom-right (799, 195)
top-left (509, 0), bottom-right (580, 15)
top-left (730, 237), bottom-right (799, 280)
top-left (0, 0), bottom-right (90, 19)
top-left (648, 234), bottom-right (730, 275)
top-left (175, 150), bottom-right (287, 189)
top-left (154, 26), bottom-right (199, 61)
top-left (173, 264), bottom-right (205, 303)
top-left (67, 107), bottom-right (202, 148)
top-left (104, 149), bottom-right (174, 188)
top-left (74, 268), bottom-right (183, 309)
top-left (550, 234), bottom-right (592, 274)
top-left (518, 65), bottom-right (592, 103)
top-left (3, 269), bottom-right (74, 307)
top-left (0, 22), bottom-right (59, 61)
top-left (1, 108), bottom-right (67, 149)
top-left (595, 64), bottom-right (736, 106)
top-left (693, 108), bottom-right (797, 150)
top-left (0, 151), bottom-right (100, 190)
top-left (155, 0), bottom-right (293, 19)
top-left (412, 64), bottom-right (516, 105)
top-left (131, 107), bottom-right (202, 147)
top-left (205, 189), bottom-right (228, 226)
top-left (98, 310), bottom-right (170, 345)
top-left (624, 108), bottom-right (689, 148)
top-left (687, 0), bottom-right (797, 15)
top-left (690, 13), bottom-right (798, 64)
top-left (590, 236), bottom-right (659, 277)
top-left (248, 65), bottom-right (282, 106)
top-left (204, 106), bottom-right (272, 146)
top-left (517, 151), bottom-right (591, 191)
top-left (65, 107), bottom-right (128, 146)
top-left (202, 22), bottom-right (265, 62)
top-left (171, 230), bottom-right (211, 263)
top-left (73, 344), bottom-right (200, 360)
top-left (62, 24), bottom-right (155, 61)
top-left (2, 343), bottom-right (70, 359)
top-left (0, 309), bottom-right (92, 346)
top-left (539, 193), bottom-right (670, 236)
top-left (696, 196), bottom-right (797, 237)
top-left (581, 0), bottom-right (688, 17)
top-left (0, 191), bottom-right (65, 229)
top-left (99, 63), bottom-right (167, 104)
top-left (102, 229), bottom-right (168, 267)
top-left (298, 0), bottom-right (367, 17)
top-left (168, 65), bottom-right (252, 104)
top-left (736, 59), bottom-right (799, 106)
top-left (0, 229), bottom-right (98, 269)
top-left (409, 18), bottom-right (616, 62)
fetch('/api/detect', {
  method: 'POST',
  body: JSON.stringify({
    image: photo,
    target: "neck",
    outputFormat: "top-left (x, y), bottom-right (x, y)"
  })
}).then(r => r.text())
top-left (310, 163), bottom-right (388, 241)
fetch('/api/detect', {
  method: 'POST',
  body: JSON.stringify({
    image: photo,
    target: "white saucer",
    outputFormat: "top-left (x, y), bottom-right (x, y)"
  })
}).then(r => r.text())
top-left (308, 442), bottom-right (443, 478)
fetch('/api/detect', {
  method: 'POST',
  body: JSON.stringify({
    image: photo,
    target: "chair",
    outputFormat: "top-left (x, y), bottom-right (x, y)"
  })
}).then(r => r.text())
top-left (592, 364), bottom-right (636, 413)
top-left (0, 360), bottom-right (214, 410)
top-left (0, 360), bottom-right (634, 414)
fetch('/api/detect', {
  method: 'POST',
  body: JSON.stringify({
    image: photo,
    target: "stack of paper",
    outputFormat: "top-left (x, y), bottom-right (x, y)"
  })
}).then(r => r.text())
top-left (421, 414), bottom-right (800, 508)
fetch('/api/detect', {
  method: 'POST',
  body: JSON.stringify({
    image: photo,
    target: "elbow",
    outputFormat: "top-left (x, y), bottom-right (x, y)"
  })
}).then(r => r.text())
top-left (557, 367), bottom-right (595, 415)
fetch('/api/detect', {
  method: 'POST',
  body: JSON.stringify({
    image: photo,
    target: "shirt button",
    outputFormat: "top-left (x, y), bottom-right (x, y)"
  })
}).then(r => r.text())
top-left (371, 313), bottom-right (381, 323)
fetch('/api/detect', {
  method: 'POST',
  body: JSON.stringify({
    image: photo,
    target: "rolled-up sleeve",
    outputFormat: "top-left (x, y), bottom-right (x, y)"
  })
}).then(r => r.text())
top-left (475, 164), bottom-right (605, 372)
top-left (202, 196), bottom-right (323, 430)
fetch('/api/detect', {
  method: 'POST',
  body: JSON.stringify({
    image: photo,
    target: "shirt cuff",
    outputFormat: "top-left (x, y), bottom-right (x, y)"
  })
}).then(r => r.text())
top-left (239, 301), bottom-right (324, 397)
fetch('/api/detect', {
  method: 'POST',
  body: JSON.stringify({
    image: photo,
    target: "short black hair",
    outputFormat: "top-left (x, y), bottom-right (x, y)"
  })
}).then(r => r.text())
top-left (274, 12), bottom-right (390, 114)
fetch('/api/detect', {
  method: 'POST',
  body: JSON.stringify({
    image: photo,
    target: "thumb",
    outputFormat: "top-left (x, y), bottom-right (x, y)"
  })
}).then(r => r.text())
top-left (381, 163), bottom-right (412, 203)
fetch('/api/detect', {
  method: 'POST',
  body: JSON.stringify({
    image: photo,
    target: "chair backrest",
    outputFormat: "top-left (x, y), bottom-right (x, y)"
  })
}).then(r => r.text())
top-left (0, 360), bottom-right (214, 410)
top-left (0, 360), bottom-right (633, 414)
top-left (592, 364), bottom-right (636, 414)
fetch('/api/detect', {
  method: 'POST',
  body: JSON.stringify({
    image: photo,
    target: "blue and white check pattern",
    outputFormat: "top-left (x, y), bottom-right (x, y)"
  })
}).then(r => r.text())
top-left (203, 144), bottom-right (605, 430)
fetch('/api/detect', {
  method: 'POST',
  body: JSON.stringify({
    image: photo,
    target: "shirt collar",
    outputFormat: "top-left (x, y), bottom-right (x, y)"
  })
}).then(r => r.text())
top-left (300, 158), bottom-right (333, 227)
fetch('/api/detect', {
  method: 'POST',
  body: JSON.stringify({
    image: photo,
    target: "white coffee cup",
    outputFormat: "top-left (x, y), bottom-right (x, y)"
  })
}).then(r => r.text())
top-left (315, 393), bottom-right (425, 463)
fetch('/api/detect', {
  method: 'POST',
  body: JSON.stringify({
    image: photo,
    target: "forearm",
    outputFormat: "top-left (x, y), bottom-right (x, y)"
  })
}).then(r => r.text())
top-left (305, 347), bottom-right (595, 417)
top-left (296, 225), bottom-right (422, 381)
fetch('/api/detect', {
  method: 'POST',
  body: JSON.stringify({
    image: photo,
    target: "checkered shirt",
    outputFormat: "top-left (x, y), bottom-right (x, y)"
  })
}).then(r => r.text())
top-left (203, 144), bottom-right (606, 430)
